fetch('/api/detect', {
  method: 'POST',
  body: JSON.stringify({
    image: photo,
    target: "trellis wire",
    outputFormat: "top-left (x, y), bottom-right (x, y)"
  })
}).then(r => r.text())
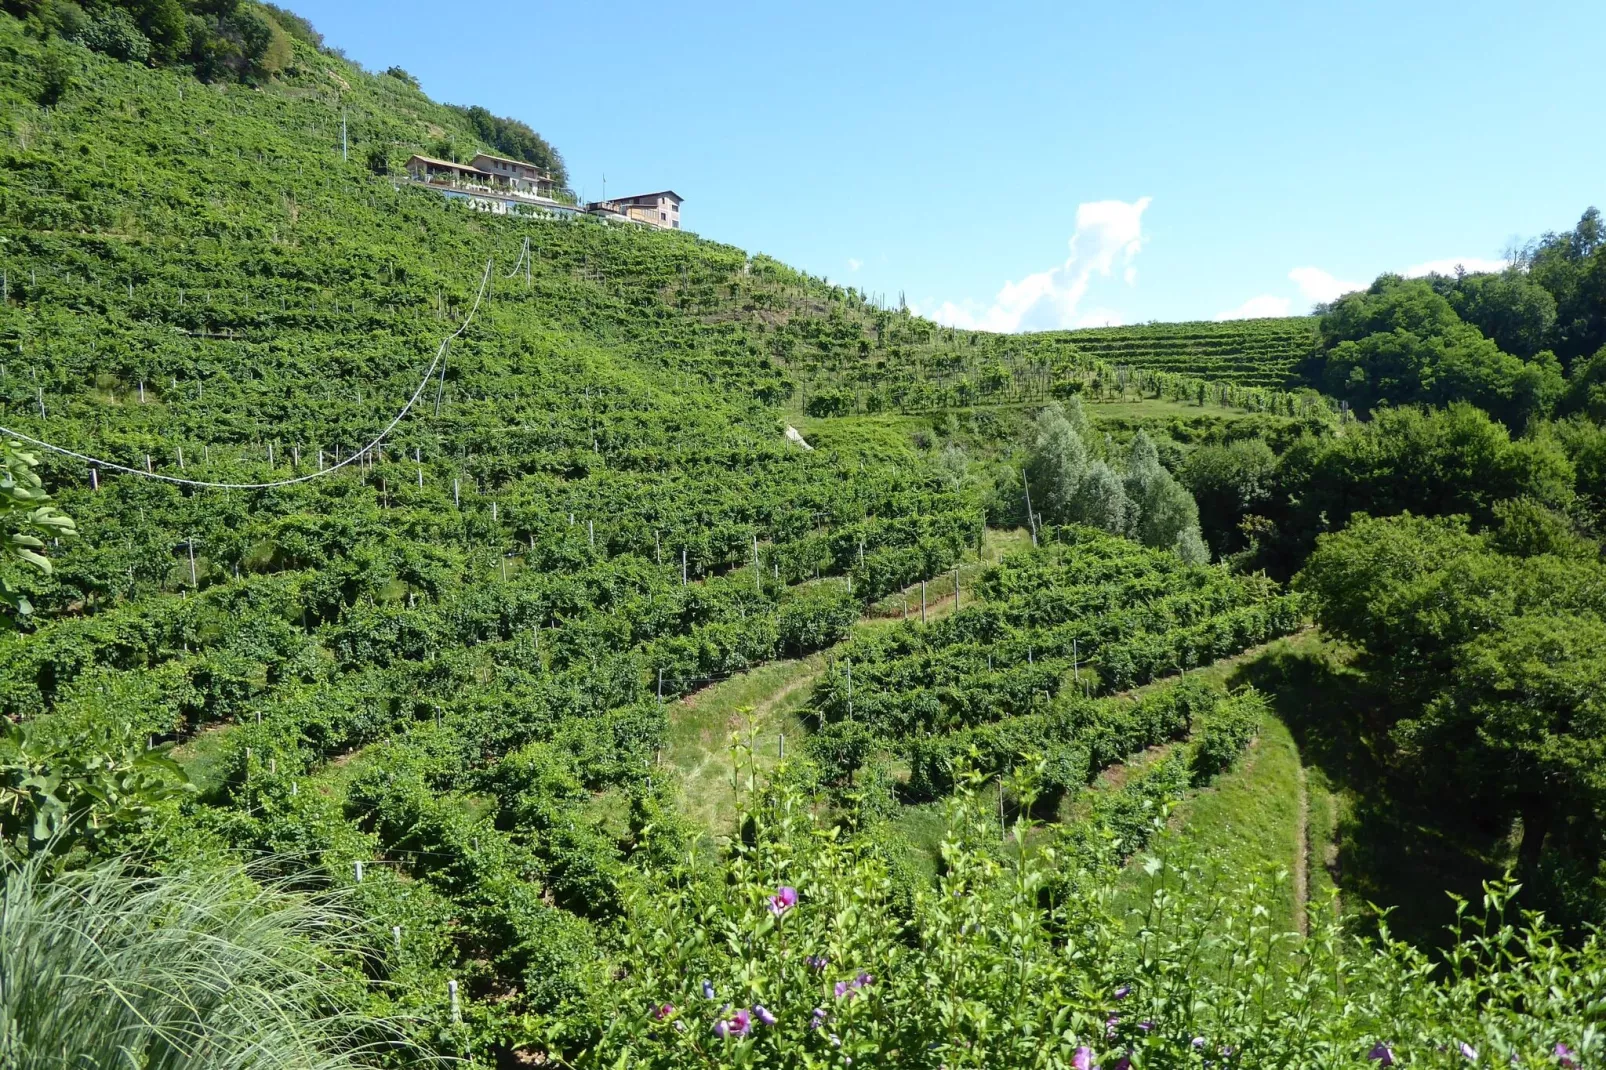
top-left (0, 255), bottom-right (499, 490)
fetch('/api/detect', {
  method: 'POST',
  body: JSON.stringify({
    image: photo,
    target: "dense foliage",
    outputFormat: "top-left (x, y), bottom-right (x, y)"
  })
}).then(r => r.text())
top-left (1300, 512), bottom-right (1606, 927)
top-left (3, 4), bottom-right (1606, 1066)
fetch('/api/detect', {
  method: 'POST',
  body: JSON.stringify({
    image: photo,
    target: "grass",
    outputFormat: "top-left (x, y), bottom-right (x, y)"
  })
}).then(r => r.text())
top-left (1229, 632), bottom-right (1513, 947)
top-left (1121, 712), bottom-right (1305, 932)
top-left (661, 653), bottom-right (825, 833)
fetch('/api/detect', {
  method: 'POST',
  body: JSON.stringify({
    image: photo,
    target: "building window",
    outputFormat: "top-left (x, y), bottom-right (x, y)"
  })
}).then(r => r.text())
top-left (673, 221), bottom-right (680, 229)
top-left (660, 212), bottom-right (667, 220)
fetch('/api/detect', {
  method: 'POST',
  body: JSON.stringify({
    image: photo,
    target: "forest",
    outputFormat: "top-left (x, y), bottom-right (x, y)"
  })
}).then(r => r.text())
top-left (0, 5), bottom-right (1604, 1068)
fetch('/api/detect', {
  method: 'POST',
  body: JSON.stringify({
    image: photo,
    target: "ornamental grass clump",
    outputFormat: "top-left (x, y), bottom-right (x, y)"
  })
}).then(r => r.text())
top-left (0, 850), bottom-right (413, 1070)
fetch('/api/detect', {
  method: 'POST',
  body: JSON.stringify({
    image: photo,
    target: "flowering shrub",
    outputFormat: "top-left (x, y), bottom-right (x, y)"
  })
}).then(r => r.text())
top-left (577, 761), bottom-right (1606, 1068)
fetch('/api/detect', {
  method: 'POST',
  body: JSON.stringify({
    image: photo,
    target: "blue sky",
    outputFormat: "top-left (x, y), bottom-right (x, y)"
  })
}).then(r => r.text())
top-left (297, 0), bottom-right (1604, 328)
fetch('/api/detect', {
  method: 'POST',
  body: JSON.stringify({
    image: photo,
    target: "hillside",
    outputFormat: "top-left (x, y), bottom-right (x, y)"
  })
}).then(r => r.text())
top-left (3, 9), bottom-right (1604, 1070)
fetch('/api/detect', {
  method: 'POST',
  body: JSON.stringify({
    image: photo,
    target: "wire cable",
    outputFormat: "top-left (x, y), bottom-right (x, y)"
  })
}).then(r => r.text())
top-left (0, 256), bottom-right (497, 490)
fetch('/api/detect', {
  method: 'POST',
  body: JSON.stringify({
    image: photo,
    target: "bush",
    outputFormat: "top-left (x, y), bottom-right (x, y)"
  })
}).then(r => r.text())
top-left (1190, 688), bottom-right (1267, 782)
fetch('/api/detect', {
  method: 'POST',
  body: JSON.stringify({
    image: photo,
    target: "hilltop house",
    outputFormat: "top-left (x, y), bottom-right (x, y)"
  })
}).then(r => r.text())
top-left (404, 154), bottom-right (493, 187)
top-left (469, 153), bottom-right (559, 199)
top-left (585, 191), bottom-right (682, 230)
top-left (404, 154), bottom-right (682, 228)
top-left (404, 153), bottom-right (581, 218)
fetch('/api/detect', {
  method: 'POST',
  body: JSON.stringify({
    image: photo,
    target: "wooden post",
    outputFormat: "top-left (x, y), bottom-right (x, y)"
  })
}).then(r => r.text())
top-left (187, 539), bottom-right (197, 586)
top-left (921, 580), bottom-right (927, 623)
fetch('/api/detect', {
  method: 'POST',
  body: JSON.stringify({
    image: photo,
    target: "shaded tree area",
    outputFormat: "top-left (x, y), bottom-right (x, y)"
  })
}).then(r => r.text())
top-left (1298, 208), bottom-right (1605, 430)
top-left (1019, 399), bottom-right (1207, 562)
top-left (1297, 512), bottom-right (1606, 929)
top-left (6, 0), bottom-right (299, 82)
top-left (450, 103), bottom-right (567, 185)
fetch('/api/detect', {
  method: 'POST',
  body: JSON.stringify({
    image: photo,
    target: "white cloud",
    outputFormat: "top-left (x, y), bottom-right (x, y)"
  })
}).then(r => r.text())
top-left (1123, 266), bottom-right (1138, 286)
top-left (1215, 295), bottom-right (1293, 321)
top-left (928, 197), bottom-right (1151, 332)
top-left (846, 258), bottom-right (862, 272)
top-left (1402, 256), bottom-right (1508, 278)
top-left (1289, 266), bottom-right (1362, 304)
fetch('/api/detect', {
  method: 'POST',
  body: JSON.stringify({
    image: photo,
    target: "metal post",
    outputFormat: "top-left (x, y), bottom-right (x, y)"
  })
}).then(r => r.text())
top-left (187, 539), bottom-right (197, 586)
top-left (682, 549), bottom-right (687, 586)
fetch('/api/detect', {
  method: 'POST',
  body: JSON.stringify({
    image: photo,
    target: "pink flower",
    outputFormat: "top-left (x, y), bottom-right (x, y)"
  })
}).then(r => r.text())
top-left (650, 1002), bottom-right (674, 1021)
top-left (768, 886), bottom-right (798, 915)
top-left (728, 1009), bottom-right (752, 1037)
top-left (1554, 1044), bottom-right (1575, 1069)
top-left (1072, 1047), bottom-right (1096, 1070)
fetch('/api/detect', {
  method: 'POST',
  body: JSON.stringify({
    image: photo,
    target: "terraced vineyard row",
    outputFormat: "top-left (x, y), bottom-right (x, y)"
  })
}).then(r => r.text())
top-left (804, 524), bottom-right (1300, 803)
top-left (1040, 317), bottom-right (1320, 388)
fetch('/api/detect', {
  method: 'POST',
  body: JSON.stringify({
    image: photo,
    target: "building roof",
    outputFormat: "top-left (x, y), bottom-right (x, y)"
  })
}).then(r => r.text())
top-left (613, 190), bottom-right (684, 204)
top-left (406, 154), bottom-right (492, 177)
top-left (469, 152), bottom-right (552, 176)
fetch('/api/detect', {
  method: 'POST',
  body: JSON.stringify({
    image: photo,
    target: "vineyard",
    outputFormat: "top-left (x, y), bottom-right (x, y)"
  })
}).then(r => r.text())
top-left (1041, 317), bottom-right (1320, 388)
top-left (805, 525), bottom-right (1300, 810)
top-left (4, 6), bottom-right (1605, 1069)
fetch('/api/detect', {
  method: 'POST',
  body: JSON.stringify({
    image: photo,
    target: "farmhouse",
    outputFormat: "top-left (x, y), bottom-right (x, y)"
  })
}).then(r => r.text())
top-left (404, 154), bottom-right (493, 187)
top-left (404, 154), bottom-right (682, 229)
top-left (469, 153), bottom-right (560, 199)
top-left (585, 191), bottom-right (683, 230)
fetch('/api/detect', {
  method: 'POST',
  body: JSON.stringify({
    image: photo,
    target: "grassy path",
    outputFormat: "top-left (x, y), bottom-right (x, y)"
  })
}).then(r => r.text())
top-left (660, 529), bottom-right (1032, 832)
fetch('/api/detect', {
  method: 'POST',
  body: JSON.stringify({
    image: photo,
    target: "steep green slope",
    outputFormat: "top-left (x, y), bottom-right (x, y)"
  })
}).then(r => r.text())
top-left (0, 15), bottom-right (985, 1052)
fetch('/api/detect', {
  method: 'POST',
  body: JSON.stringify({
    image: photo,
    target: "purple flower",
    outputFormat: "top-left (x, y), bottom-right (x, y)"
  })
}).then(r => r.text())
top-left (701, 979), bottom-right (715, 1000)
top-left (1105, 1015), bottom-right (1119, 1039)
top-left (1368, 1042), bottom-right (1395, 1066)
top-left (810, 1007), bottom-right (828, 1028)
top-left (835, 981), bottom-right (851, 999)
top-left (728, 1009), bottom-right (752, 1037)
top-left (1072, 1047), bottom-right (1095, 1070)
top-left (753, 1004), bottom-right (777, 1027)
top-left (805, 954), bottom-right (829, 970)
top-left (1192, 1037), bottom-right (1207, 1050)
top-left (768, 886), bottom-right (798, 915)
top-left (1110, 1058), bottom-right (1131, 1070)
top-left (854, 971), bottom-right (874, 988)
top-left (712, 1020), bottom-right (729, 1038)
top-left (829, 1033), bottom-right (842, 1048)
top-left (1138, 1021), bottom-right (1155, 1033)
top-left (1554, 1043), bottom-right (1576, 1069)
top-left (1113, 984), bottom-right (1131, 1000)
top-left (1460, 1042), bottom-right (1479, 1061)
top-left (650, 1002), bottom-right (674, 1021)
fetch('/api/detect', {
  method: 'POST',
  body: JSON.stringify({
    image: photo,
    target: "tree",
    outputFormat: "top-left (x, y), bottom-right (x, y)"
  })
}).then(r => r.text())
top-left (1069, 460), bottom-right (1129, 535)
top-left (1524, 207), bottom-right (1606, 366)
top-left (1556, 345), bottom-right (1606, 423)
top-left (1258, 404), bottom-right (1575, 574)
top-left (1122, 431), bottom-right (1206, 559)
top-left (1308, 275), bottom-right (1563, 427)
top-left (1181, 438), bottom-right (1276, 556)
top-left (1444, 270), bottom-right (1557, 359)
top-left (1409, 614), bottom-right (1606, 871)
top-left (35, 41), bottom-right (71, 106)
top-left (1024, 402), bottom-right (1087, 525)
